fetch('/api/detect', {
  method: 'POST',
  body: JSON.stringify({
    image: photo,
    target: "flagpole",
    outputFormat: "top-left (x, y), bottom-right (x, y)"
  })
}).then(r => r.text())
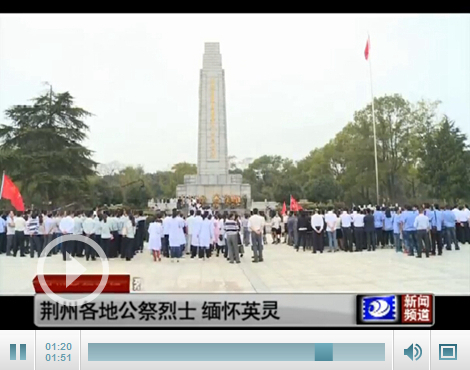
top-left (0, 171), bottom-right (4, 200)
top-left (368, 34), bottom-right (380, 205)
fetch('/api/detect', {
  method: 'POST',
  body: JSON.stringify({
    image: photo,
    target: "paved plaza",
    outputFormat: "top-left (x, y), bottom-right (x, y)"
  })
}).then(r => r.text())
top-left (1, 242), bottom-right (469, 295)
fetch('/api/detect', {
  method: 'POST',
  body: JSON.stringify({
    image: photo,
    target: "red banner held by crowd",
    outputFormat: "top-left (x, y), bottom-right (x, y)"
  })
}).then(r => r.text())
top-left (281, 201), bottom-right (287, 215)
top-left (0, 172), bottom-right (25, 211)
top-left (290, 195), bottom-right (303, 212)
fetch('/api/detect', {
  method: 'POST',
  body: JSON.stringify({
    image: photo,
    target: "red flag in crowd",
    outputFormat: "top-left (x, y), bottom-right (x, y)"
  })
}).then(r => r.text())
top-left (0, 172), bottom-right (25, 211)
top-left (281, 201), bottom-right (287, 215)
top-left (364, 35), bottom-right (370, 60)
top-left (290, 195), bottom-right (303, 212)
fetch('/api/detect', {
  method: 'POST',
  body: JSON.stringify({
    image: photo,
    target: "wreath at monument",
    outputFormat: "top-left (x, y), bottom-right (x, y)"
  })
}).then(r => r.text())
top-left (212, 194), bottom-right (220, 209)
top-left (232, 196), bottom-right (241, 207)
top-left (200, 195), bottom-right (207, 205)
top-left (224, 194), bottom-right (232, 207)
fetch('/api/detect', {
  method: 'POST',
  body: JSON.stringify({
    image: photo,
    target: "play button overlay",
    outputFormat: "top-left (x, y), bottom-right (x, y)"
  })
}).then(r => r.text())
top-left (65, 255), bottom-right (87, 288)
top-left (36, 235), bottom-right (109, 306)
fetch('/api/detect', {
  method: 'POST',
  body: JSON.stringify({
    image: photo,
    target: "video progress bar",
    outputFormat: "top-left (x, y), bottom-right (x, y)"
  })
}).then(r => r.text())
top-left (88, 343), bottom-right (385, 361)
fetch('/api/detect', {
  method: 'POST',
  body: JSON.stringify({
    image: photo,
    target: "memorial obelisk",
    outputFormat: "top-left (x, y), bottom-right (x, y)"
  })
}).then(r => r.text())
top-left (176, 42), bottom-right (251, 206)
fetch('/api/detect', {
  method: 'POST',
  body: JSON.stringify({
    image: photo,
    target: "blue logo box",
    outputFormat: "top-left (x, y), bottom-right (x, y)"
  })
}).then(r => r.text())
top-left (362, 295), bottom-right (397, 322)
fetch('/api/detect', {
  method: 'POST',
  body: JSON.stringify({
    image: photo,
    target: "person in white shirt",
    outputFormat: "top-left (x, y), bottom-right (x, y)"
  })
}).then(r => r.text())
top-left (324, 207), bottom-right (338, 253)
top-left (14, 211), bottom-right (26, 257)
top-left (100, 213), bottom-right (112, 261)
top-left (82, 210), bottom-right (96, 261)
top-left (271, 212), bottom-right (282, 244)
top-left (340, 209), bottom-right (353, 252)
top-left (44, 212), bottom-right (56, 257)
top-left (310, 209), bottom-right (324, 253)
top-left (52, 212), bottom-right (62, 255)
top-left (248, 208), bottom-right (265, 262)
top-left (59, 212), bottom-right (75, 261)
top-left (5, 211), bottom-right (16, 256)
top-left (414, 208), bottom-right (431, 258)
top-left (282, 213), bottom-right (289, 243)
top-left (73, 211), bottom-right (84, 258)
top-left (118, 210), bottom-right (128, 258)
top-left (123, 214), bottom-right (136, 261)
top-left (335, 211), bottom-right (343, 251)
top-left (353, 209), bottom-right (365, 251)
top-left (107, 212), bottom-right (119, 258)
top-left (185, 210), bottom-right (196, 256)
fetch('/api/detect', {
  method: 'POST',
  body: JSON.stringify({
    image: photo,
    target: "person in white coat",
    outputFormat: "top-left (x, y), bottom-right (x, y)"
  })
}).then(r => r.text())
top-left (198, 211), bottom-right (214, 259)
top-left (190, 210), bottom-right (203, 258)
top-left (216, 214), bottom-right (226, 257)
top-left (148, 213), bottom-right (163, 262)
top-left (168, 209), bottom-right (184, 262)
top-left (177, 212), bottom-right (186, 257)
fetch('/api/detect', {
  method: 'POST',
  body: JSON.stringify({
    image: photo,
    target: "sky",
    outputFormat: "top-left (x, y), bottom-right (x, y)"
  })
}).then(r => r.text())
top-left (1, 14), bottom-right (469, 173)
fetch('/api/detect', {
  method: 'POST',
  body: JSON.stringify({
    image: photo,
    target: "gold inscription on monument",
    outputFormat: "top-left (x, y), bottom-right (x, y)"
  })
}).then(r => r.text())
top-left (209, 78), bottom-right (217, 159)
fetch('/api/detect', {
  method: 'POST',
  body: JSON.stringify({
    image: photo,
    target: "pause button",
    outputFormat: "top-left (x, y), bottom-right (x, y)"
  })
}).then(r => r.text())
top-left (10, 344), bottom-right (26, 360)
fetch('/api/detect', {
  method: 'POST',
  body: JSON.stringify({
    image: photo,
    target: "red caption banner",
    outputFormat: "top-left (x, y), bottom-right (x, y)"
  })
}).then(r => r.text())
top-left (32, 275), bottom-right (130, 293)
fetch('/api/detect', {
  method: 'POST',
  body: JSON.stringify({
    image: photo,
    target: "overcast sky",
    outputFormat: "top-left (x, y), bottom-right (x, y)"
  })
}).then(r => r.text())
top-left (1, 14), bottom-right (469, 172)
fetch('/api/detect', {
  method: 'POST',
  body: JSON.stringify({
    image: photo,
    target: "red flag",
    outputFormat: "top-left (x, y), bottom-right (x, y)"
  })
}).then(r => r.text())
top-left (290, 195), bottom-right (303, 212)
top-left (364, 36), bottom-right (370, 60)
top-left (281, 201), bottom-right (287, 215)
top-left (0, 173), bottom-right (25, 211)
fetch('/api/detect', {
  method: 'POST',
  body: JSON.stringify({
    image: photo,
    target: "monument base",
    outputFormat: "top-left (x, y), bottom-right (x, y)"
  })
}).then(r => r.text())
top-left (176, 183), bottom-right (251, 205)
top-left (177, 173), bottom-right (251, 206)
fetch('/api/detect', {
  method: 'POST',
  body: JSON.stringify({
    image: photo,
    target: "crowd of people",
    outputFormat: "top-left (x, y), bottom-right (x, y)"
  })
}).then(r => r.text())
top-left (279, 204), bottom-right (470, 258)
top-left (0, 207), bottom-right (270, 264)
top-left (1, 203), bottom-right (468, 264)
top-left (0, 209), bottom-right (147, 261)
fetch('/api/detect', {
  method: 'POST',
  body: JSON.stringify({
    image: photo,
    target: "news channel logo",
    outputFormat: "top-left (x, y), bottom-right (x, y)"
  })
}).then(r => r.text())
top-left (439, 344), bottom-right (457, 360)
top-left (404, 343), bottom-right (423, 361)
top-left (358, 295), bottom-right (399, 324)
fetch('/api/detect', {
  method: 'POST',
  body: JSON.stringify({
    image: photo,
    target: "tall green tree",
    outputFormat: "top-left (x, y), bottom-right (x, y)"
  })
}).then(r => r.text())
top-left (417, 116), bottom-right (470, 203)
top-left (0, 87), bottom-right (97, 207)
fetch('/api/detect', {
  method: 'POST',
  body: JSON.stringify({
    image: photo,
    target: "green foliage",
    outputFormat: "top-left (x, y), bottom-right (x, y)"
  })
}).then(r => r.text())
top-left (0, 87), bottom-right (97, 208)
top-left (2, 90), bottom-right (468, 209)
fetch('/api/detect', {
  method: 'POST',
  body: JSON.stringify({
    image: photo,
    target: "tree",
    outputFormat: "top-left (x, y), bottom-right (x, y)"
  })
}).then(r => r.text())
top-left (417, 116), bottom-right (470, 203)
top-left (0, 87), bottom-right (97, 207)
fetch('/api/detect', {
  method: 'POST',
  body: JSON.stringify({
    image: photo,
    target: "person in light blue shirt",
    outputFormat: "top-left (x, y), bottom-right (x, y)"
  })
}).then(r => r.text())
top-left (429, 204), bottom-right (444, 255)
top-left (402, 205), bottom-right (418, 256)
top-left (443, 205), bottom-right (459, 251)
top-left (374, 206), bottom-right (385, 248)
top-left (383, 208), bottom-right (394, 248)
top-left (392, 209), bottom-right (402, 253)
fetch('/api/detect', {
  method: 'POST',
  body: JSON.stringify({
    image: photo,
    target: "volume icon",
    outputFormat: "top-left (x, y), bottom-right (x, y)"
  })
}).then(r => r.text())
top-left (404, 344), bottom-right (422, 361)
